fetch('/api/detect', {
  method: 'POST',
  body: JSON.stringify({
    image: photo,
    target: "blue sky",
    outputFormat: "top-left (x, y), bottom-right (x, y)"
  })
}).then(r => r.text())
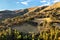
top-left (0, 0), bottom-right (60, 11)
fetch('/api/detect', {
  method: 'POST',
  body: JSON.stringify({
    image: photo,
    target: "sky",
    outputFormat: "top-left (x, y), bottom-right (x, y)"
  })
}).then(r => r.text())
top-left (0, 0), bottom-right (60, 11)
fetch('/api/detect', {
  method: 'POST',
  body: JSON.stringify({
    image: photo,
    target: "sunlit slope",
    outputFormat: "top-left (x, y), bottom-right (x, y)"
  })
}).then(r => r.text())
top-left (2, 2), bottom-right (60, 26)
top-left (40, 2), bottom-right (60, 13)
top-left (0, 2), bottom-right (60, 33)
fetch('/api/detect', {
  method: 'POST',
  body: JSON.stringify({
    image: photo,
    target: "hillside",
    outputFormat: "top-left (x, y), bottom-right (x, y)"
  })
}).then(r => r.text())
top-left (0, 2), bottom-right (60, 40)
top-left (0, 6), bottom-right (47, 20)
top-left (0, 2), bottom-right (60, 33)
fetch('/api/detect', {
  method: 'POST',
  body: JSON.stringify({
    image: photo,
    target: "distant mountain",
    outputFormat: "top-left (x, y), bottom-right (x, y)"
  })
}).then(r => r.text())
top-left (0, 9), bottom-right (28, 19)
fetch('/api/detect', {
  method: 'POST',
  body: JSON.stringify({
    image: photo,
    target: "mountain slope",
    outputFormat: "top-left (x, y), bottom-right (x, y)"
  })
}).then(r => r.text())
top-left (0, 2), bottom-right (60, 33)
top-left (0, 6), bottom-right (48, 20)
top-left (40, 2), bottom-right (60, 13)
